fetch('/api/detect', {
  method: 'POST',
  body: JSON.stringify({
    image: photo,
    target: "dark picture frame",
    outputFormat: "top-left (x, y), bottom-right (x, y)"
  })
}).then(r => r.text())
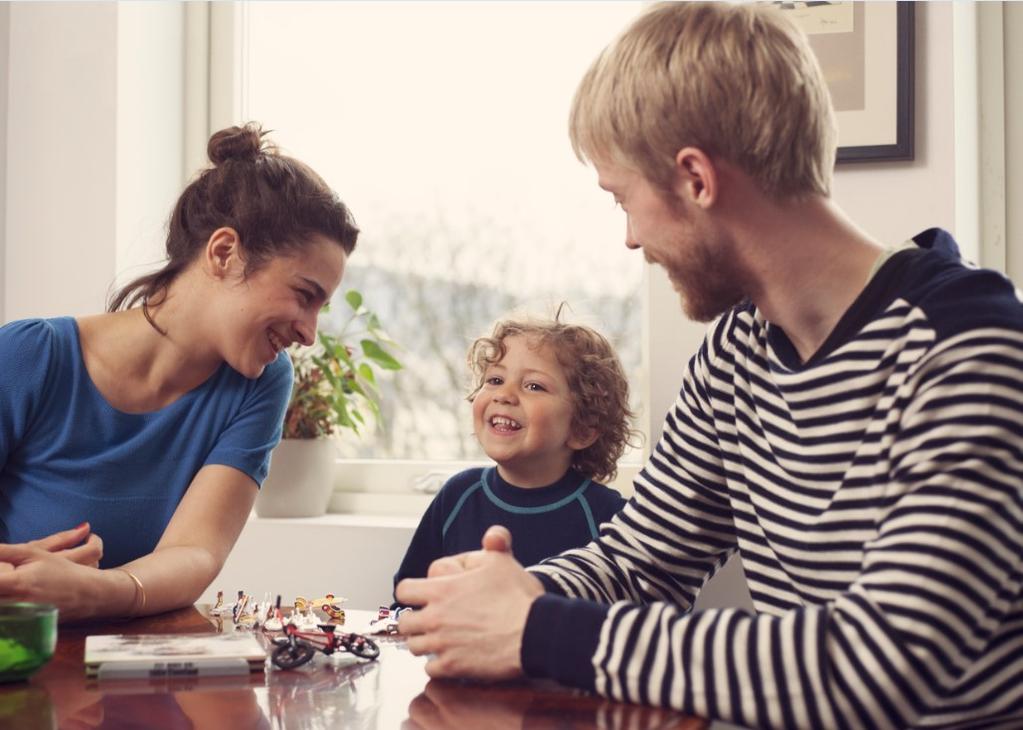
top-left (784, 2), bottom-right (915, 163)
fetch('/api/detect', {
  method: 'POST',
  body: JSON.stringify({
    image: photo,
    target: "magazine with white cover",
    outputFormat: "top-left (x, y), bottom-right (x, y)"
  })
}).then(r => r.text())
top-left (85, 632), bottom-right (266, 679)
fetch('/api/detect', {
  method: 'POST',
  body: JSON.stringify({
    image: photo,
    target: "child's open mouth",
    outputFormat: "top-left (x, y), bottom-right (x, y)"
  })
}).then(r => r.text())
top-left (490, 415), bottom-right (522, 432)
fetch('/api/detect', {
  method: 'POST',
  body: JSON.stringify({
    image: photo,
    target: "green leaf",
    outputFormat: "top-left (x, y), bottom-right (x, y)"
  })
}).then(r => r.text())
top-left (345, 289), bottom-right (363, 310)
top-left (360, 339), bottom-right (402, 370)
top-left (283, 288), bottom-right (402, 438)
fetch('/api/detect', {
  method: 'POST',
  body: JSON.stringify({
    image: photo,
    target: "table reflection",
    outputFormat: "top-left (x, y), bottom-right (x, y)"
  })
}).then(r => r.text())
top-left (404, 678), bottom-right (706, 730)
top-left (0, 684), bottom-right (55, 729)
top-left (44, 673), bottom-right (266, 730)
top-left (264, 659), bottom-right (380, 730)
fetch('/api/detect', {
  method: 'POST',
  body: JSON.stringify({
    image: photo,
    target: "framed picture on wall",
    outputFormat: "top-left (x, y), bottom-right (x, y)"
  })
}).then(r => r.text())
top-left (781, 1), bottom-right (915, 163)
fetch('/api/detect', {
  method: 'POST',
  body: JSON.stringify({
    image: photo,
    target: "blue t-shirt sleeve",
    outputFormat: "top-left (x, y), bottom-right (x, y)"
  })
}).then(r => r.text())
top-left (0, 319), bottom-right (57, 472)
top-left (203, 353), bottom-right (293, 486)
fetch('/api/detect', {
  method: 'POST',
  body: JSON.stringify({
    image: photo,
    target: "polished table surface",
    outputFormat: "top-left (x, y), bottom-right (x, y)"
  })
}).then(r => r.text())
top-left (2, 605), bottom-right (708, 729)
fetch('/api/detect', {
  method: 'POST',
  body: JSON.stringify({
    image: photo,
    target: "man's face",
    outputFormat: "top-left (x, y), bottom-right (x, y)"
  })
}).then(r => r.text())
top-left (595, 158), bottom-right (747, 322)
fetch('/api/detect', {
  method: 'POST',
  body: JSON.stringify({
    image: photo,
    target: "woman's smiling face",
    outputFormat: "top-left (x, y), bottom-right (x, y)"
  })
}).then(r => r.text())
top-left (217, 233), bottom-right (347, 379)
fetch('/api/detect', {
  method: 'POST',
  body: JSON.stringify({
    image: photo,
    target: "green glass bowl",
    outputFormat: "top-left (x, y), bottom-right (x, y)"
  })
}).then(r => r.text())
top-left (0, 603), bottom-right (58, 683)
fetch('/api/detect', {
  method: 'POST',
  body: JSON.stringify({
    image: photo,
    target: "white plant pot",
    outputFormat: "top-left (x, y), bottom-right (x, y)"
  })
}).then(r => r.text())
top-left (254, 439), bottom-right (338, 518)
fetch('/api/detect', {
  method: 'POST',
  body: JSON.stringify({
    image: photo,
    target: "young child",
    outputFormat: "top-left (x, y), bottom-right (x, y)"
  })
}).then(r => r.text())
top-left (393, 316), bottom-right (638, 601)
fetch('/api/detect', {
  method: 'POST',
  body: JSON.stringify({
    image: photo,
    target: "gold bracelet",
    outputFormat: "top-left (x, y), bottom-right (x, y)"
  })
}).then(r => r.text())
top-left (116, 568), bottom-right (147, 617)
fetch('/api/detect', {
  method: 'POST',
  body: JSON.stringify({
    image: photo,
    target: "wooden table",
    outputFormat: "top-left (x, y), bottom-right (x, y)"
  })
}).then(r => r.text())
top-left (2, 605), bottom-right (707, 729)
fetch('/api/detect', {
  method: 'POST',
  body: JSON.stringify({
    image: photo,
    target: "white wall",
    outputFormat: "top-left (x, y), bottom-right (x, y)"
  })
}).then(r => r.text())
top-left (1006, 2), bottom-right (1023, 282)
top-left (114, 3), bottom-right (185, 294)
top-left (3, 2), bottom-right (181, 322)
top-left (5, 3), bottom-right (118, 320)
top-left (0, 4), bottom-right (8, 325)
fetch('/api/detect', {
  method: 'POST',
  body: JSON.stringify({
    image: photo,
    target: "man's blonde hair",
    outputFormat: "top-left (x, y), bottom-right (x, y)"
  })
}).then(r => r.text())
top-left (570, 1), bottom-right (837, 199)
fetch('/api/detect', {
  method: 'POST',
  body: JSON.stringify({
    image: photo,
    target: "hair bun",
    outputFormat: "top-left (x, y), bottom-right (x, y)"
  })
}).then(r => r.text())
top-left (207, 123), bottom-right (273, 165)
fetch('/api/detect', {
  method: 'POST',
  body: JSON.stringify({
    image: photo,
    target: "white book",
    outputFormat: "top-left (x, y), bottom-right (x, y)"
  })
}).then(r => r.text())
top-left (84, 632), bottom-right (266, 680)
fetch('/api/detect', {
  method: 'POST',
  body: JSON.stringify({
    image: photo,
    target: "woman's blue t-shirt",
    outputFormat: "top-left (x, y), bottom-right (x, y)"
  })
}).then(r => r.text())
top-left (0, 317), bottom-right (293, 568)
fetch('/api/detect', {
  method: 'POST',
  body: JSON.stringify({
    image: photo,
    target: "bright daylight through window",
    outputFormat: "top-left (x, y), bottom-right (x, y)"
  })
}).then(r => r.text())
top-left (241, 2), bottom-right (646, 466)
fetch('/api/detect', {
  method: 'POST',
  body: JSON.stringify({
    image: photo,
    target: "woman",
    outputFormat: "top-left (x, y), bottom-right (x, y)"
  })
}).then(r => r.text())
top-left (0, 124), bottom-right (357, 620)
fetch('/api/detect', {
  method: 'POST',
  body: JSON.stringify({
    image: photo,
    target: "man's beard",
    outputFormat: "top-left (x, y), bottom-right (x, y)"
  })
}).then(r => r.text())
top-left (660, 229), bottom-right (749, 323)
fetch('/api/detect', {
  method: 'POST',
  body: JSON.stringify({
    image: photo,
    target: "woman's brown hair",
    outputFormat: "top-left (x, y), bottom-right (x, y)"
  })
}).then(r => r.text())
top-left (109, 123), bottom-right (359, 332)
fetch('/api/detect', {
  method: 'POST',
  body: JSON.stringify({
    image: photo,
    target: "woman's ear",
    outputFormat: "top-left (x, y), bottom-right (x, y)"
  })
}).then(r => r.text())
top-left (204, 227), bottom-right (244, 280)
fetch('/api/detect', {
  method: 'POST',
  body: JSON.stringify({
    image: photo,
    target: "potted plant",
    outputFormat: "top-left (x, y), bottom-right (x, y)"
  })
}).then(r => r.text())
top-left (254, 290), bottom-right (402, 518)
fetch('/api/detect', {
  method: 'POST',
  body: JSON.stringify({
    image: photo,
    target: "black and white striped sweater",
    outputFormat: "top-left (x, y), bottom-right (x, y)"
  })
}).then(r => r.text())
top-left (522, 228), bottom-right (1023, 730)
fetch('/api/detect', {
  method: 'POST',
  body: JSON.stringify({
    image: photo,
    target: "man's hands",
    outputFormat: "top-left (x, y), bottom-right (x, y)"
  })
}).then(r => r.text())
top-left (397, 525), bottom-right (544, 680)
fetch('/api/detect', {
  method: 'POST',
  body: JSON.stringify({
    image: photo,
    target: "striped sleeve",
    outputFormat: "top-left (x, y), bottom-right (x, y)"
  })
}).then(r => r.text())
top-left (529, 314), bottom-right (738, 607)
top-left (521, 329), bottom-right (1023, 729)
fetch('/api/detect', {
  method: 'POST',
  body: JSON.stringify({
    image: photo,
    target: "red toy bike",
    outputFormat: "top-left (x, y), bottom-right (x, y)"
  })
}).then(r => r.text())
top-left (270, 622), bottom-right (380, 670)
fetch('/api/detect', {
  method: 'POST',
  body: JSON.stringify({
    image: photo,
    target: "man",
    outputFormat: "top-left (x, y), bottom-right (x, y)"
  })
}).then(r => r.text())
top-left (397, 3), bottom-right (1023, 728)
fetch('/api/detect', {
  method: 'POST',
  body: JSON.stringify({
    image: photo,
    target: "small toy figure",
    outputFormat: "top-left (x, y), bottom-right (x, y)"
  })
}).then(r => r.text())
top-left (232, 593), bottom-right (251, 624)
top-left (210, 589), bottom-right (243, 617)
top-left (270, 623), bottom-right (379, 670)
top-left (309, 593), bottom-right (347, 623)
top-left (369, 605), bottom-right (410, 635)
top-left (236, 597), bottom-right (259, 627)
top-left (263, 596), bottom-right (285, 632)
top-left (290, 604), bottom-right (322, 631)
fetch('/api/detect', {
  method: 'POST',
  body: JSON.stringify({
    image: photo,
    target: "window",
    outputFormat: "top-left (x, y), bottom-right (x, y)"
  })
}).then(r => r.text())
top-left (222, 2), bottom-right (649, 486)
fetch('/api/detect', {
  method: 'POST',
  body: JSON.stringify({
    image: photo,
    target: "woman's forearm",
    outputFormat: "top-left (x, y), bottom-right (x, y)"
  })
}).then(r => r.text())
top-left (104, 545), bottom-right (220, 618)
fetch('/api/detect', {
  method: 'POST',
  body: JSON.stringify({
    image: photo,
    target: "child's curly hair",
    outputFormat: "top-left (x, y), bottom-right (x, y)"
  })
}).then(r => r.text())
top-left (467, 316), bottom-right (639, 483)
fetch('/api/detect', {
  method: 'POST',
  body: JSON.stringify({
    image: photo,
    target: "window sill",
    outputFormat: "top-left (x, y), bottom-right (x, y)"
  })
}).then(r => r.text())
top-left (248, 510), bottom-right (421, 530)
top-left (327, 491), bottom-right (433, 519)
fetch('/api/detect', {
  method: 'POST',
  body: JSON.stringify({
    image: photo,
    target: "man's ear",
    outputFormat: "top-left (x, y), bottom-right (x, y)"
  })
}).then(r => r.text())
top-left (672, 146), bottom-right (718, 210)
top-left (204, 227), bottom-right (244, 280)
top-left (568, 427), bottom-right (599, 452)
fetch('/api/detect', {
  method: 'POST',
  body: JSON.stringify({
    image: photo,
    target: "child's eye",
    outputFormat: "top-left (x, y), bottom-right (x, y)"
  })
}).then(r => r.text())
top-left (525, 382), bottom-right (547, 392)
top-left (485, 376), bottom-right (503, 386)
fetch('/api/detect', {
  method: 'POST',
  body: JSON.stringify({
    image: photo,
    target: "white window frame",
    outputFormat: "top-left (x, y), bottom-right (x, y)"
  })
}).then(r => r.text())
top-left (192, 3), bottom-right (709, 515)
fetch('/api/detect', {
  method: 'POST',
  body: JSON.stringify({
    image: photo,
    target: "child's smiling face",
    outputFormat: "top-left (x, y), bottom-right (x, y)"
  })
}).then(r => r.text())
top-left (472, 334), bottom-right (589, 487)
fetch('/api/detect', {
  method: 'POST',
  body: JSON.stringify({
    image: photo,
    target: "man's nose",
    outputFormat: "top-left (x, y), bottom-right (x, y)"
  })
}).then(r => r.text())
top-left (625, 217), bottom-right (640, 250)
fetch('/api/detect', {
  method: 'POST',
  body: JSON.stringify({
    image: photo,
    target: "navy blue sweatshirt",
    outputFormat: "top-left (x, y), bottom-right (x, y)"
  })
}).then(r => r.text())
top-left (393, 466), bottom-right (625, 603)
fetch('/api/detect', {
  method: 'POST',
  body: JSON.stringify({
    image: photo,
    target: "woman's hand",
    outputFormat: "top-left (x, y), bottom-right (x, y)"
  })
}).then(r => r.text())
top-left (27, 523), bottom-right (104, 568)
top-left (0, 542), bottom-right (126, 621)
